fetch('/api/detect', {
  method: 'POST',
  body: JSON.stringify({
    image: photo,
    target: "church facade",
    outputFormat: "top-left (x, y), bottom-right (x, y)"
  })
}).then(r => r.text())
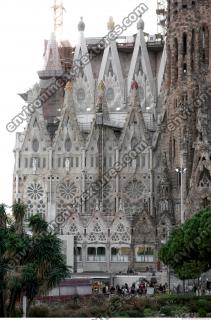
top-left (12, 0), bottom-right (211, 273)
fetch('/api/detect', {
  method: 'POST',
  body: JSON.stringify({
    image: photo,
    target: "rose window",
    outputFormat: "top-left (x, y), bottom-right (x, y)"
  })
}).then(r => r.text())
top-left (27, 183), bottom-right (44, 200)
top-left (125, 179), bottom-right (145, 202)
top-left (59, 181), bottom-right (77, 201)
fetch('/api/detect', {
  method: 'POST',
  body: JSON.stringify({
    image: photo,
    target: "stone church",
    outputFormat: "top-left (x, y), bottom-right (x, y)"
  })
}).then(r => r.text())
top-left (12, 0), bottom-right (211, 273)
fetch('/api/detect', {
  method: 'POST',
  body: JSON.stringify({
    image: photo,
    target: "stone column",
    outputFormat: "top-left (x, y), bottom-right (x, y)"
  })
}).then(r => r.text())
top-left (187, 31), bottom-right (192, 80)
top-left (82, 149), bottom-right (86, 214)
top-left (195, 30), bottom-right (200, 75)
top-left (208, 25), bottom-right (211, 75)
top-left (115, 148), bottom-right (120, 212)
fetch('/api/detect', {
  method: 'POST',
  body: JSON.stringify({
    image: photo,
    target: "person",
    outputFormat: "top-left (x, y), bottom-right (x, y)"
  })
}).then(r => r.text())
top-left (131, 283), bottom-right (136, 294)
top-left (110, 286), bottom-right (115, 294)
top-left (159, 284), bottom-right (163, 293)
top-left (125, 283), bottom-right (129, 293)
top-left (102, 286), bottom-right (107, 294)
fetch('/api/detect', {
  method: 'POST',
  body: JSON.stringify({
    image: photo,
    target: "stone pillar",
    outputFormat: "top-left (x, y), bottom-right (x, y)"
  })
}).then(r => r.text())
top-left (208, 25), bottom-right (211, 75)
top-left (187, 31), bottom-right (192, 80)
top-left (149, 148), bottom-right (154, 216)
top-left (82, 149), bottom-right (86, 214)
top-left (195, 30), bottom-right (200, 75)
top-left (115, 148), bottom-right (120, 212)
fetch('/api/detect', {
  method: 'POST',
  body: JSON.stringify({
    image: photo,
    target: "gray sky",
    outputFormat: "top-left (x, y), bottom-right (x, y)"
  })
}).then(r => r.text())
top-left (0, 0), bottom-right (157, 206)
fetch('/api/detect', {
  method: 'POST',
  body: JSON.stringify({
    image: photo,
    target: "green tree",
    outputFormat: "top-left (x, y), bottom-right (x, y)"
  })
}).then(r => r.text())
top-left (0, 202), bottom-right (70, 317)
top-left (159, 207), bottom-right (211, 280)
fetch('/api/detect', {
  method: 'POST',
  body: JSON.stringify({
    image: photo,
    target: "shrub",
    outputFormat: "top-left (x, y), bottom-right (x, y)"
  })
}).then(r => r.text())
top-left (143, 308), bottom-right (156, 317)
top-left (28, 305), bottom-right (49, 317)
top-left (198, 308), bottom-right (207, 317)
top-left (172, 305), bottom-right (190, 317)
top-left (127, 309), bottom-right (144, 317)
top-left (112, 311), bottom-right (129, 317)
top-left (159, 305), bottom-right (177, 316)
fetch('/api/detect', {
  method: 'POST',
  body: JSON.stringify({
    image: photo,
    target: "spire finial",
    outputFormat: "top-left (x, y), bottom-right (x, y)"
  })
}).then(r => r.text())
top-left (107, 16), bottom-right (115, 31)
top-left (52, 0), bottom-right (65, 41)
top-left (137, 16), bottom-right (145, 30)
top-left (78, 16), bottom-right (85, 32)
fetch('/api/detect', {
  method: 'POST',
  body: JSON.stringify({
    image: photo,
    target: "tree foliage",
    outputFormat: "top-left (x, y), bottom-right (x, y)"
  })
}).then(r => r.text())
top-left (159, 207), bottom-right (211, 280)
top-left (0, 202), bottom-right (70, 317)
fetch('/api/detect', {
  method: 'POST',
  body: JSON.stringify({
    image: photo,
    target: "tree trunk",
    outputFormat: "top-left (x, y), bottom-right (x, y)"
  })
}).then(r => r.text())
top-left (7, 289), bottom-right (19, 317)
top-left (0, 291), bottom-right (5, 317)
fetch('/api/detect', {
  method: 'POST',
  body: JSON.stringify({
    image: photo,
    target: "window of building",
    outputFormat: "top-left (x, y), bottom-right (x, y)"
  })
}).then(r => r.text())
top-left (111, 247), bottom-right (129, 262)
top-left (74, 246), bottom-right (82, 262)
top-left (141, 154), bottom-right (146, 168)
top-left (70, 157), bottom-right (74, 167)
top-left (32, 138), bottom-right (39, 152)
top-left (135, 247), bottom-right (154, 262)
top-left (43, 158), bottom-right (46, 168)
top-left (58, 158), bottom-right (61, 168)
top-left (87, 247), bottom-right (106, 262)
top-left (183, 33), bottom-right (187, 56)
top-left (76, 157), bottom-right (79, 168)
top-left (25, 158), bottom-right (28, 168)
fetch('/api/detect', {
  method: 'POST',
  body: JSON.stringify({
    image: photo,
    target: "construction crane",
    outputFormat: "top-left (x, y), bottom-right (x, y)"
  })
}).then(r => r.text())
top-left (52, 0), bottom-right (65, 41)
top-left (156, 0), bottom-right (167, 36)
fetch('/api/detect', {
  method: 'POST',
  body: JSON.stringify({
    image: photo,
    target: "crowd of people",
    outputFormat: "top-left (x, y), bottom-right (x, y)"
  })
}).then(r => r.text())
top-left (101, 281), bottom-right (167, 296)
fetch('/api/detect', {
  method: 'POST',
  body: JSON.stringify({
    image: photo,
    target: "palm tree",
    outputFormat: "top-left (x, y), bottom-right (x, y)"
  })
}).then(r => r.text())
top-left (0, 204), bottom-right (7, 229)
top-left (28, 214), bottom-right (48, 236)
top-left (0, 203), bottom-right (70, 316)
top-left (12, 201), bottom-right (27, 233)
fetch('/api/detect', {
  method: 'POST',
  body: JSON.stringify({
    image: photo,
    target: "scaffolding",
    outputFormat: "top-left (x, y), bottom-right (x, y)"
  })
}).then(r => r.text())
top-left (156, 0), bottom-right (167, 35)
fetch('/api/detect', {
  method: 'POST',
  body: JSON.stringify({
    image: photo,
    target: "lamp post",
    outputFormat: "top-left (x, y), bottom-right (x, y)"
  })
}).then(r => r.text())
top-left (175, 157), bottom-right (187, 224)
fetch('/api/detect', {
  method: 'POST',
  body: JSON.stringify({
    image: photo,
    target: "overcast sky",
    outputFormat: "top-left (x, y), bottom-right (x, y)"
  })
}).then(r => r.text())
top-left (0, 0), bottom-right (157, 207)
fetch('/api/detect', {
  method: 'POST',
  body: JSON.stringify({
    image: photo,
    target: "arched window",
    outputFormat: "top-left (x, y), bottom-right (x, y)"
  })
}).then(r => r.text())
top-left (191, 30), bottom-right (195, 72)
top-left (64, 136), bottom-right (72, 152)
top-left (183, 33), bottom-right (187, 56)
top-left (32, 138), bottom-right (39, 152)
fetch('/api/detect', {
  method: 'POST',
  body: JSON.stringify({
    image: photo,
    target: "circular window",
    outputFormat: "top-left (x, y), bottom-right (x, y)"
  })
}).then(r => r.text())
top-left (59, 181), bottom-right (77, 201)
top-left (32, 139), bottom-right (39, 152)
top-left (125, 179), bottom-right (145, 202)
top-left (106, 87), bottom-right (114, 103)
top-left (27, 183), bottom-right (44, 200)
top-left (77, 88), bottom-right (86, 103)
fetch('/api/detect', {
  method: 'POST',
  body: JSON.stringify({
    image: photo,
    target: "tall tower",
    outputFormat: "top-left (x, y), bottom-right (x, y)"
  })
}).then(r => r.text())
top-left (161, 0), bottom-right (211, 221)
top-left (52, 0), bottom-right (65, 42)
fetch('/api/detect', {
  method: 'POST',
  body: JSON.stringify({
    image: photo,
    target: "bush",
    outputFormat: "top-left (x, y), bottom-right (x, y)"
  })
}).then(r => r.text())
top-left (197, 298), bottom-right (211, 312)
top-left (159, 305), bottom-right (177, 316)
top-left (28, 305), bottom-right (49, 317)
top-left (198, 308), bottom-right (207, 317)
top-left (112, 311), bottom-right (129, 317)
top-left (143, 308), bottom-right (156, 317)
top-left (172, 305), bottom-right (190, 317)
top-left (127, 309), bottom-right (144, 317)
